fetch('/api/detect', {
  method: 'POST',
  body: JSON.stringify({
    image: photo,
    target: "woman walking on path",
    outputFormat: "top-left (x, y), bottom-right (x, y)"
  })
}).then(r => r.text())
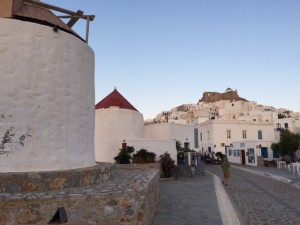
top-left (221, 158), bottom-right (230, 186)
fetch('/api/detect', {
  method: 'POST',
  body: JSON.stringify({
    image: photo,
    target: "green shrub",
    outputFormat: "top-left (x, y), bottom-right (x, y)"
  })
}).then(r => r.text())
top-left (159, 152), bottom-right (175, 178)
top-left (114, 146), bottom-right (135, 164)
top-left (132, 149), bottom-right (156, 163)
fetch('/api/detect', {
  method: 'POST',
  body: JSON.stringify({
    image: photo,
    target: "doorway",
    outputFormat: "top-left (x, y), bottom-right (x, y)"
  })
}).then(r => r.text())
top-left (240, 150), bottom-right (246, 165)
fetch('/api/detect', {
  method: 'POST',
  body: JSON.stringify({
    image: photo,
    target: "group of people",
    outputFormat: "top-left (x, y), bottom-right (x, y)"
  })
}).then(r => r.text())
top-left (203, 152), bottom-right (222, 164)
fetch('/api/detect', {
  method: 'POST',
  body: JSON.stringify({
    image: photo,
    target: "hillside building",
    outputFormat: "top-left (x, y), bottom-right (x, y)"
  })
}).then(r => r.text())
top-left (149, 88), bottom-right (300, 166)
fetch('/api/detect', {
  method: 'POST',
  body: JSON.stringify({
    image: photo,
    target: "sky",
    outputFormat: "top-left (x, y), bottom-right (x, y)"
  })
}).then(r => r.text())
top-left (46, 0), bottom-right (300, 119)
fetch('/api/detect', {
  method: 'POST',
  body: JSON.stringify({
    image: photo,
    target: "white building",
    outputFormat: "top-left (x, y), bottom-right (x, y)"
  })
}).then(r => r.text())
top-left (95, 89), bottom-right (176, 163)
top-left (96, 87), bottom-right (299, 166)
top-left (273, 117), bottom-right (299, 133)
top-left (199, 120), bottom-right (278, 166)
top-left (227, 140), bottom-right (278, 167)
top-left (145, 123), bottom-right (201, 152)
top-left (95, 89), bottom-right (144, 163)
top-left (149, 88), bottom-right (300, 166)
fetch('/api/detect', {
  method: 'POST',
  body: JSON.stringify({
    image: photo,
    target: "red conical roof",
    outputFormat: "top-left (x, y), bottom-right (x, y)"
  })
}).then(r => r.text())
top-left (95, 88), bottom-right (138, 111)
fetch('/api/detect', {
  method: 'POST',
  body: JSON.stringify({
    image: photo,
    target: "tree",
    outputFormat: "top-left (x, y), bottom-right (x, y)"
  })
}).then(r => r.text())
top-left (271, 129), bottom-right (300, 161)
top-left (176, 141), bottom-right (185, 164)
top-left (176, 140), bottom-right (183, 152)
top-left (114, 146), bottom-right (135, 164)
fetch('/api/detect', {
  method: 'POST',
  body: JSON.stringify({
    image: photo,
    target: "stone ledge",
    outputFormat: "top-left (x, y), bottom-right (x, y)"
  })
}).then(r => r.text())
top-left (0, 162), bottom-right (114, 193)
top-left (0, 166), bottom-right (160, 225)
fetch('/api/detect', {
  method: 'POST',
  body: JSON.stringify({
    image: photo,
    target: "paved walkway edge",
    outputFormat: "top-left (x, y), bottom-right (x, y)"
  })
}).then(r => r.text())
top-left (231, 165), bottom-right (292, 183)
top-left (206, 171), bottom-right (241, 225)
top-left (231, 165), bottom-right (300, 190)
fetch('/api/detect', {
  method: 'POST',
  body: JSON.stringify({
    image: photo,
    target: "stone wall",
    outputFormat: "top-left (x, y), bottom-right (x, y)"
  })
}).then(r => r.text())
top-left (199, 91), bottom-right (248, 103)
top-left (0, 165), bottom-right (160, 225)
top-left (0, 163), bottom-right (114, 193)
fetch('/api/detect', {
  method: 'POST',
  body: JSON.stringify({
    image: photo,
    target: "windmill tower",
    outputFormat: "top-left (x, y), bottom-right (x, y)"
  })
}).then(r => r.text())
top-left (0, 0), bottom-right (96, 172)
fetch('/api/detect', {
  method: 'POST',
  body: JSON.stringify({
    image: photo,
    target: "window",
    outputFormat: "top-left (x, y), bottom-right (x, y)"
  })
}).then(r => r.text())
top-left (200, 132), bottom-right (202, 141)
top-left (233, 150), bottom-right (237, 156)
top-left (273, 150), bottom-right (280, 158)
top-left (237, 150), bottom-right (240, 156)
top-left (207, 131), bottom-right (210, 141)
top-left (194, 128), bottom-right (199, 148)
top-left (227, 130), bottom-right (231, 139)
top-left (261, 147), bottom-right (268, 158)
top-left (242, 130), bottom-right (247, 139)
top-left (284, 123), bottom-right (289, 128)
top-left (184, 142), bottom-right (189, 150)
top-left (258, 130), bottom-right (263, 140)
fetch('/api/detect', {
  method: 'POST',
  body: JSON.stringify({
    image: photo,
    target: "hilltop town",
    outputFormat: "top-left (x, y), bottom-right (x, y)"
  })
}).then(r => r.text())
top-left (94, 87), bottom-right (300, 168)
top-left (140, 88), bottom-right (300, 166)
top-left (149, 88), bottom-right (300, 127)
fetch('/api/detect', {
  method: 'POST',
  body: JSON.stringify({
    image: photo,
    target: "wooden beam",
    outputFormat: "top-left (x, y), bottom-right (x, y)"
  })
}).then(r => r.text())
top-left (13, 0), bottom-right (23, 14)
top-left (57, 15), bottom-right (95, 21)
top-left (23, 0), bottom-right (89, 18)
top-left (66, 10), bottom-right (83, 28)
top-left (0, 0), bottom-right (23, 18)
top-left (86, 17), bottom-right (90, 44)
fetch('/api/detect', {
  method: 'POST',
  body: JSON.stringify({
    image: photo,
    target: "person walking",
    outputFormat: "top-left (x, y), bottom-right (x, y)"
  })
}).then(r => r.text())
top-left (221, 157), bottom-right (230, 186)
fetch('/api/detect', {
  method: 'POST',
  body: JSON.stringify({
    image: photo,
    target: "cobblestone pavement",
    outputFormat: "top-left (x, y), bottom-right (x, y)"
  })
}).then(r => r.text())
top-left (206, 164), bottom-right (300, 225)
top-left (152, 174), bottom-right (223, 225)
top-left (231, 164), bottom-right (300, 189)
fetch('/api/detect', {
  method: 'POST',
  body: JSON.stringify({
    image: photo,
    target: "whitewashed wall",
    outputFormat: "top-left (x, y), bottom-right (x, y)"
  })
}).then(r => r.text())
top-left (228, 141), bottom-right (275, 166)
top-left (170, 124), bottom-right (197, 150)
top-left (0, 19), bottom-right (95, 172)
top-left (126, 139), bottom-right (177, 164)
top-left (228, 142), bottom-right (258, 166)
top-left (218, 101), bottom-right (251, 117)
top-left (144, 123), bottom-right (171, 140)
top-left (273, 117), bottom-right (296, 133)
top-left (145, 123), bottom-right (200, 151)
top-left (95, 108), bottom-right (144, 163)
top-left (200, 120), bottom-right (275, 154)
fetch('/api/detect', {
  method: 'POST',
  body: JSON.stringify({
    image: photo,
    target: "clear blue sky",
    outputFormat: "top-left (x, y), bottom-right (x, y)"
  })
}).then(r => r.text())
top-left (47, 0), bottom-right (300, 119)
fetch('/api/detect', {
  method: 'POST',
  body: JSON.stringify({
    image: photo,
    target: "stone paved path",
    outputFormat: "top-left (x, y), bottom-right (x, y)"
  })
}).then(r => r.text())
top-left (152, 174), bottom-right (223, 225)
top-left (206, 164), bottom-right (300, 225)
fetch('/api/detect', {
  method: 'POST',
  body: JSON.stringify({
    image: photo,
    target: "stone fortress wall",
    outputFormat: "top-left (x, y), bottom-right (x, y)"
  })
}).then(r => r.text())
top-left (199, 89), bottom-right (248, 103)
